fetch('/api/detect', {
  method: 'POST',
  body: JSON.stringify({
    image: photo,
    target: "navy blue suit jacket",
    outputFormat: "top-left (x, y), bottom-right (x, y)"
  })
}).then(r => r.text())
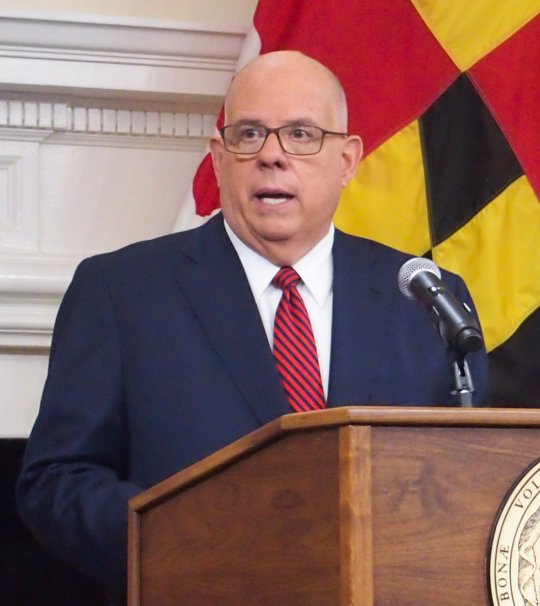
top-left (16, 214), bottom-right (488, 600)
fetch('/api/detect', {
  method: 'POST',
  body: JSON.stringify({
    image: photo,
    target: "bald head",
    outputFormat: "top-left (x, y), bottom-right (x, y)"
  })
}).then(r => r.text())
top-left (224, 51), bottom-right (349, 130)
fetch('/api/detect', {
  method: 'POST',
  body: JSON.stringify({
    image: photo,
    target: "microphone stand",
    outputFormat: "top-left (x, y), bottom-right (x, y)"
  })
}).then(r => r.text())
top-left (434, 314), bottom-right (480, 407)
top-left (451, 354), bottom-right (475, 407)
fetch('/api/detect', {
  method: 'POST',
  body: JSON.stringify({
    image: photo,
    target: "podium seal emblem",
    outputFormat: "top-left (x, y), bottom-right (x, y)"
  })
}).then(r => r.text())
top-left (490, 460), bottom-right (540, 606)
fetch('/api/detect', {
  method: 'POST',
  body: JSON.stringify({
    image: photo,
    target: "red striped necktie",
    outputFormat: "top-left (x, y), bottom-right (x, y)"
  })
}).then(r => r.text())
top-left (272, 267), bottom-right (326, 412)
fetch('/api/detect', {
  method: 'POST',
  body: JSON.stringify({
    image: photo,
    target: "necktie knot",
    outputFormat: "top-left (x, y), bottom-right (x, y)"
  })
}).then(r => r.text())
top-left (273, 266), bottom-right (301, 291)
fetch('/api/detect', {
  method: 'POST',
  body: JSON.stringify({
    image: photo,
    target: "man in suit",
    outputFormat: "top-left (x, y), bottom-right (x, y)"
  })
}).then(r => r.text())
top-left (16, 50), bottom-right (488, 604)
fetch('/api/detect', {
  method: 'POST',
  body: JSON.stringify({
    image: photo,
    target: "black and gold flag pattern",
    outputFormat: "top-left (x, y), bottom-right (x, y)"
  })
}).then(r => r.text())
top-left (331, 2), bottom-right (540, 405)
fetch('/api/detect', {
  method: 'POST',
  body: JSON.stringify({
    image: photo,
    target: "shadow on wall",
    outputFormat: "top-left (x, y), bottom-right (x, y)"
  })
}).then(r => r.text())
top-left (0, 440), bottom-right (107, 606)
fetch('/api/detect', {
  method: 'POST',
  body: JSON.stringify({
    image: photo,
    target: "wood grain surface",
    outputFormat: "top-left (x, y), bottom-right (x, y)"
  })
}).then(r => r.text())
top-left (129, 408), bottom-right (540, 605)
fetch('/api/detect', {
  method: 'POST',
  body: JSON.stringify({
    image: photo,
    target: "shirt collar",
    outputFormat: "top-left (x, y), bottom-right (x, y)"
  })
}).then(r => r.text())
top-left (294, 229), bottom-right (334, 306)
top-left (224, 220), bottom-right (334, 306)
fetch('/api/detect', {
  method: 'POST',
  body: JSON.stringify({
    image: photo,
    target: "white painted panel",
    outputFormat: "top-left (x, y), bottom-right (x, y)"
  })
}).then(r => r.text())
top-left (39, 141), bottom-right (206, 256)
top-left (0, 352), bottom-right (48, 438)
top-left (0, 138), bottom-right (42, 251)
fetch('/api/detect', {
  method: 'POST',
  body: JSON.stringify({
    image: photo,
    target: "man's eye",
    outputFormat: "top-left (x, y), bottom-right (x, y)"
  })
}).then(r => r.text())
top-left (239, 127), bottom-right (262, 140)
top-left (290, 127), bottom-right (313, 140)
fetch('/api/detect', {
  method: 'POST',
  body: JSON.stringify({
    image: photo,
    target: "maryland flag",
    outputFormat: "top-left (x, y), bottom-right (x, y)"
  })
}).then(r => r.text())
top-left (178, 0), bottom-right (540, 406)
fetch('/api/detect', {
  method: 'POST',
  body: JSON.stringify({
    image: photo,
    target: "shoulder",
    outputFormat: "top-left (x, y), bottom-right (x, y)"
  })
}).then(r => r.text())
top-left (333, 229), bottom-right (466, 292)
top-left (334, 229), bottom-right (412, 263)
top-left (333, 228), bottom-right (415, 278)
top-left (77, 213), bottom-right (227, 277)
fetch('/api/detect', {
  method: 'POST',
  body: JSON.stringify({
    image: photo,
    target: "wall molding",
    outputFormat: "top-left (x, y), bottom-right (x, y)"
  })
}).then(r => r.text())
top-left (0, 12), bottom-right (243, 350)
top-left (0, 11), bottom-right (245, 105)
top-left (0, 254), bottom-right (77, 348)
top-left (0, 137), bottom-right (46, 252)
top-left (0, 100), bottom-right (218, 148)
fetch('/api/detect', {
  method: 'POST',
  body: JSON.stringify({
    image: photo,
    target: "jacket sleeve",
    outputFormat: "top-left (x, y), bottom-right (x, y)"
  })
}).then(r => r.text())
top-left (16, 257), bottom-right (142, 600)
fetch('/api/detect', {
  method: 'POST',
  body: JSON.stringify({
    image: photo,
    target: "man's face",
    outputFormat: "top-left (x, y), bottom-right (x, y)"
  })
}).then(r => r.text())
top-left (210, 55), bottom-right (362, 265)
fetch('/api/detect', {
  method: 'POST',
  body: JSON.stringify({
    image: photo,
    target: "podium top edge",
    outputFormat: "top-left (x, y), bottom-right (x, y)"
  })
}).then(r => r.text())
top-left (129, 406), bottom-right (540, 513)
top-left (281, 405), bottom-right (540, 430)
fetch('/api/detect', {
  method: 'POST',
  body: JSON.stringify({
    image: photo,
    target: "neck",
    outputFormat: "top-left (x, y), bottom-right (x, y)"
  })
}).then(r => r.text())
top-left (253, 239), bottom-right (316, 267)
top-left (222, 217), bottom-right (333, 267)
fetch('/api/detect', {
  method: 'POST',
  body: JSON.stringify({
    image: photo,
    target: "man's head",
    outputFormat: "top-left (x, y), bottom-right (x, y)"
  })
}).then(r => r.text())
top-left (210, 50), bottom-right (363, 266)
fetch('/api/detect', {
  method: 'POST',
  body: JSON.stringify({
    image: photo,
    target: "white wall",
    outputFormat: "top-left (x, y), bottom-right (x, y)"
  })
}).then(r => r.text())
top-left (0, 353), bottom-right (49, 436)
top-left (0, 2), bottom-right (257, 437)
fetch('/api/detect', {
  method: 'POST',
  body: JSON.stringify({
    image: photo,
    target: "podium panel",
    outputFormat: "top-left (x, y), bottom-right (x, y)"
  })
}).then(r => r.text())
top-left (129, 407), bottom-right (540, 605)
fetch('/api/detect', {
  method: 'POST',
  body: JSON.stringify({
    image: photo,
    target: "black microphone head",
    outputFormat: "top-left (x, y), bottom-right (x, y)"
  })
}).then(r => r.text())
top-left (397, 258), bottom-right (441, 299)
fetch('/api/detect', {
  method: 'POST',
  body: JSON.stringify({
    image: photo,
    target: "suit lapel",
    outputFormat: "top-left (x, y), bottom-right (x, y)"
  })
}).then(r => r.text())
top-left (172, 215), bottom-right (289, 426)
top-left (328, 231), bottom-right (397, 407)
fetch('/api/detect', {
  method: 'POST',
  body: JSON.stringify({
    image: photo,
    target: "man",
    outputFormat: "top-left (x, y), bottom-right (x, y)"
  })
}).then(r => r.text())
top-left (16, 51), bottom-right (488, 604)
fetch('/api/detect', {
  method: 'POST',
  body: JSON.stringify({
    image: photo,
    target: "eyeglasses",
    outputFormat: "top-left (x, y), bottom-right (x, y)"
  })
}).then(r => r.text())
top-left (219, 124), bottom-right (349, 156)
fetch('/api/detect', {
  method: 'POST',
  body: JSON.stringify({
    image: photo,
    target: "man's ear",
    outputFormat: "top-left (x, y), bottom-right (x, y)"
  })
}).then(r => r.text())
top-left (340, 135), bottom-right (363, 188)
top-left (209, 136), bottom-right (224, 186)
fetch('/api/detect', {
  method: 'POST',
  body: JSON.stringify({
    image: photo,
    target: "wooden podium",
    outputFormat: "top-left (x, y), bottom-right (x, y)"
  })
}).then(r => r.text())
top-left (128, 406), bottom-right (540, 605)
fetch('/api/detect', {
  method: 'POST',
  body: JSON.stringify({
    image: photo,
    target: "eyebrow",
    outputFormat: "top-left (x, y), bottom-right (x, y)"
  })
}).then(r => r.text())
top-left (232, 119), bottom-right (265, 126)
top-left (230, 118), bottom-right (320, 127)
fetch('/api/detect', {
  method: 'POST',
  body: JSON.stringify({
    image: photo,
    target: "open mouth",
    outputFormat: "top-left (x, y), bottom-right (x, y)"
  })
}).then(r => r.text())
top-left (255, 191), bottom-right (294, 205)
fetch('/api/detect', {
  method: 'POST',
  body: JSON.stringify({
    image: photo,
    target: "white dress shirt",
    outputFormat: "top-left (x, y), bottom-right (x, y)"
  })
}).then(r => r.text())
top-left (224, 220), bottom-right (334, 397)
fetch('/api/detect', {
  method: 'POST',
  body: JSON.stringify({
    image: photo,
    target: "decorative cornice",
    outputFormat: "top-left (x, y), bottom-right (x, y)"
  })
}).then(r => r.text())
top-left (0, 100), bottom-right (218, 148)
top-left (0, 12), bottom-right (246, 103)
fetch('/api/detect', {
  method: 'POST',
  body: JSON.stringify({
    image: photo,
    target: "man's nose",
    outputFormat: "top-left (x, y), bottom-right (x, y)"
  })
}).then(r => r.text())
top-left (257, 131), bottom-right (287, 163)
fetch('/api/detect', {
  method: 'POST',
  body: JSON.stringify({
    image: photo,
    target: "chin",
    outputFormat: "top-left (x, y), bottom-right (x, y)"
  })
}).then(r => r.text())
top-left (254, 217), bottom-right (296, 238)
top-left (259, 230), bottom-right (293, 243)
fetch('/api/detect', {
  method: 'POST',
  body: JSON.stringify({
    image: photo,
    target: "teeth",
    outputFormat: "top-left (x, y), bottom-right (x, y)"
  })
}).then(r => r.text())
top-left (256, 193), bottom-right (292, 205)
top-left (259, 196), bottom-right (290, 205)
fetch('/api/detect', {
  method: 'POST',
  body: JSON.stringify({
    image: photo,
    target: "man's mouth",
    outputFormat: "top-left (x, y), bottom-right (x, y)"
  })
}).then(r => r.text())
top-left (254, 190), bottom-right (294, 205)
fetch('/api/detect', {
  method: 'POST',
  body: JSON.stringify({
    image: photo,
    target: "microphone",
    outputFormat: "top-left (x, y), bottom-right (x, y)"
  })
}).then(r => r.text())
top-left (397, 258), bottom-right (484, 355)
